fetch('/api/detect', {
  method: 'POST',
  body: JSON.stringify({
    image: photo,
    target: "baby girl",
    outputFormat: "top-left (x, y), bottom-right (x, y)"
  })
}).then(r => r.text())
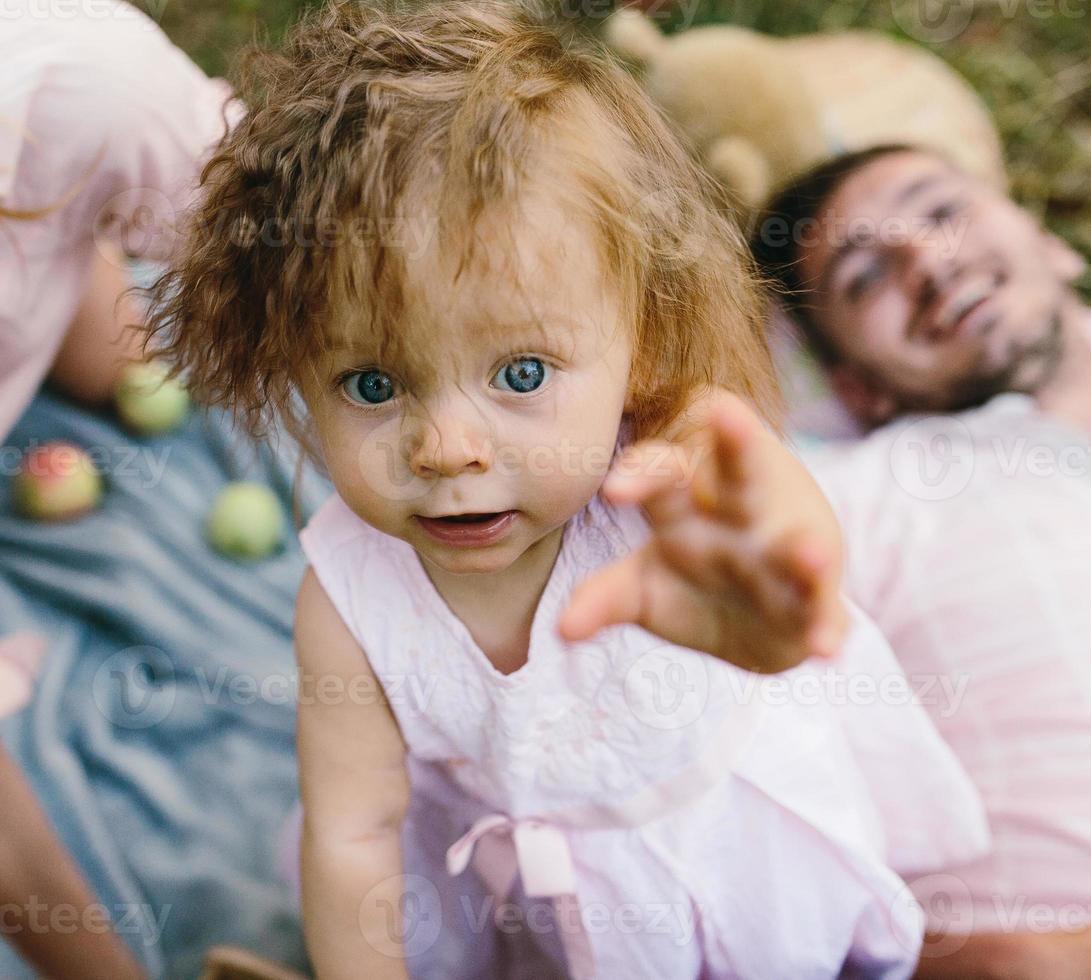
top-left (144, 2), bottom-right (988, 976)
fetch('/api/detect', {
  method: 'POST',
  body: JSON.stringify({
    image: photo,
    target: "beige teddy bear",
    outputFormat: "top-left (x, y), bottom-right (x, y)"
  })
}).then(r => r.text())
top-left (604, 8), bottom-right (1006, 211)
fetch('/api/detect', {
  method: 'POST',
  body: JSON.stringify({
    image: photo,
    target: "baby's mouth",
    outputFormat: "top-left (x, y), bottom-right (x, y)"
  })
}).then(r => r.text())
top-left (431, 512), bottom-right (504, 524)
top-left (414, 510), bottom-right (519, 546)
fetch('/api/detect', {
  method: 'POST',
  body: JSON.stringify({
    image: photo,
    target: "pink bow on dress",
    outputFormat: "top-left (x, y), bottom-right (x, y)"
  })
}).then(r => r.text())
top-left (447, 813), bottom-right (596, 980)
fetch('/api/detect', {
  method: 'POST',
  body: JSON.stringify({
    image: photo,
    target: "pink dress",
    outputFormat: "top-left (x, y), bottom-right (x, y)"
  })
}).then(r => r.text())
top-left (0, 0), bottom-right (244, 443)
top-left (282, 489), bottom-right (991, 979)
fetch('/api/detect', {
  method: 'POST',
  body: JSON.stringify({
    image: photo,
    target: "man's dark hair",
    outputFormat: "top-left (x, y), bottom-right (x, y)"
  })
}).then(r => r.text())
top-left (749, 144), bottom-right (918, 366)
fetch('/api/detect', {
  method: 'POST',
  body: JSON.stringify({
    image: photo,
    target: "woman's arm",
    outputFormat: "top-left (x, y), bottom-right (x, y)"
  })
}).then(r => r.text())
top-left (295, 568), bottom-right (412, 980)
top-left (47, 241), bottom-right (147, 406)
top-left (0, 745), bottom-right (146, 980)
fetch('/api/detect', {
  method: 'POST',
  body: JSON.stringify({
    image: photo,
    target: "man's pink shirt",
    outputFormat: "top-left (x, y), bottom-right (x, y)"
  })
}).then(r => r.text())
top-left (808, 393), bottom-right (1091, 934)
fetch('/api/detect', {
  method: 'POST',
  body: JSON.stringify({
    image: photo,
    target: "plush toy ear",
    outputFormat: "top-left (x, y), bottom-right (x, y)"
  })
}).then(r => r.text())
top-left (603, 7), bottom-right (665, 68)
top-left (705, 136), bottom-right (771, 211)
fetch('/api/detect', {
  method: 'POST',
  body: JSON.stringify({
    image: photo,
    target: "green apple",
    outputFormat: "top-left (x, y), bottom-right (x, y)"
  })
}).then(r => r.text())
top-left (206, 482), bottom-right (285, 559)
top-left (114, 362), bottom-right (190, 435)
top-left (13, 441), bottom-right (104, 521)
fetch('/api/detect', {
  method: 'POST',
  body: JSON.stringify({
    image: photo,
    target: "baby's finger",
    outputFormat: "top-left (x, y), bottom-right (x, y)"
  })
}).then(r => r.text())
top-left (601, 440), bottom-right (690, 506)
top-left (692, 397), bottom-right (764, 524)
top-left (766, 530), bottom-right (845, 660)
top-left (556, 552), bottom-right (645, 643)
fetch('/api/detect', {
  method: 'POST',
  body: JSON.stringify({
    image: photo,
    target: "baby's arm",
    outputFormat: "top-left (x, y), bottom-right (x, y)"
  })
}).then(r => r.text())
top-left (560, 388), bottom-right (848, 672)
top-left (0, 746), bottom-right (146, 979)
top-left (295, 569), bottom-right (412, 980)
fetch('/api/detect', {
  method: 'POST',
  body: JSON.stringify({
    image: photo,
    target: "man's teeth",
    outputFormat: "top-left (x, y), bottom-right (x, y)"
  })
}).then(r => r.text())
top-left (942, 284), bottom-right (990, 330)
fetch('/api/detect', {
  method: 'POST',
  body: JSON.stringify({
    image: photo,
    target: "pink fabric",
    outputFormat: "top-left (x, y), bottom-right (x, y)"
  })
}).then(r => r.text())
top-left (447, 815), bottom-right (594, 980)
top-left (0, 0), bottom-right (244, 442)
top-left (808, 392), bottom-right (1091, 934)
top-left (283, 487), bottom-right (991, 978)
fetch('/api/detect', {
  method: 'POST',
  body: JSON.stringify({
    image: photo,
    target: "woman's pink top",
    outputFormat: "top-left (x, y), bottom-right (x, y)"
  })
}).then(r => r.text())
top-left (0, 0), bottom-right (243, 442)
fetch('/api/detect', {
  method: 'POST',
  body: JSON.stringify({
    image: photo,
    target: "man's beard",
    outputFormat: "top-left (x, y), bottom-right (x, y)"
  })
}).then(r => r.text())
top-left (938, 310), bottom-right (1066, 413)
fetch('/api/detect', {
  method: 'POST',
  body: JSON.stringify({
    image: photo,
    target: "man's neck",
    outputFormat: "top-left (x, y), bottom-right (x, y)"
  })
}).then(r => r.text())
top-left (1034, 301), bottom-right (1091, 434)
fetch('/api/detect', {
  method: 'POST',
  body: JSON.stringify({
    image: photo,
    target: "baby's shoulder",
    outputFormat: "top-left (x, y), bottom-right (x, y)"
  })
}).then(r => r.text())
top-left (299, 493), bottom-right (392, 570)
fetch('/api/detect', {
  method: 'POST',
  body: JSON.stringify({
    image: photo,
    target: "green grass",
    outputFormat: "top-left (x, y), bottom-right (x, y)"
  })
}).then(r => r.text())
top-left (155, 0), bottom-right (1091, 281)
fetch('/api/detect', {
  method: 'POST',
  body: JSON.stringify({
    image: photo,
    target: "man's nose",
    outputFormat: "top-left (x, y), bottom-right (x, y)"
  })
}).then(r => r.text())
top-left (902, 232), bottom-right (960, 314)
top-left (406, 400), bottom-right (494, 479)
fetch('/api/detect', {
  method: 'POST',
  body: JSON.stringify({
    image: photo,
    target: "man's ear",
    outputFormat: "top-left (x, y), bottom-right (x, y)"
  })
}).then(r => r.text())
top-left (828, 364), bottom-right (898, 426)
top-left (1043, 231), bottom-right (1086, 283)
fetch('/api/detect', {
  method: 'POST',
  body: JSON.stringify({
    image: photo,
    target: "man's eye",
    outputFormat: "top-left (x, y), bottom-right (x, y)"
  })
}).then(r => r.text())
top-left (847, 261), bottom-right (883, 301)
top-left (491, 357), bottom-right (548, 394)
top-left (341, 369), bottom-right (396, 405)
top-left (928, 200), bottom-right (964, 224)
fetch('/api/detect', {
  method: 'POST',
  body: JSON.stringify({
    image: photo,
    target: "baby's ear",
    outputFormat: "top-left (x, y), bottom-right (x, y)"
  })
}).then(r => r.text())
top-left (828, 365), bottom-right (898, 427)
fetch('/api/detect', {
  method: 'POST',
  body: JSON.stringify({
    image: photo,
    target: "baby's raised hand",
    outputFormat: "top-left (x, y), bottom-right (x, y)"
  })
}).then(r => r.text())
top-left (558, 390), bottom-right (848, 673)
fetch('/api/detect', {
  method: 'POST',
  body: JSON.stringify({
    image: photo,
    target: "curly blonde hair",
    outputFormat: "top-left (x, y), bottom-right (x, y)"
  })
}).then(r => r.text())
top-left (141, 0), bottom-right (782, 457)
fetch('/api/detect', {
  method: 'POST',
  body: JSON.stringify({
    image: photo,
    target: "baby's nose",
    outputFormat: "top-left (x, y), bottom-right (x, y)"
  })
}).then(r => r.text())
top-left (407, 405), bottom-right (494, 479)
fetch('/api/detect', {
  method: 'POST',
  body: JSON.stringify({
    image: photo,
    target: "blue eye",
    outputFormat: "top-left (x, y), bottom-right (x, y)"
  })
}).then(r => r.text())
top-left (342, 369), bottom-right (396, 405)
top-left (492, 357), bottom-right (548, 394)
top-left (493, 355), bottom-right (549, 392)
